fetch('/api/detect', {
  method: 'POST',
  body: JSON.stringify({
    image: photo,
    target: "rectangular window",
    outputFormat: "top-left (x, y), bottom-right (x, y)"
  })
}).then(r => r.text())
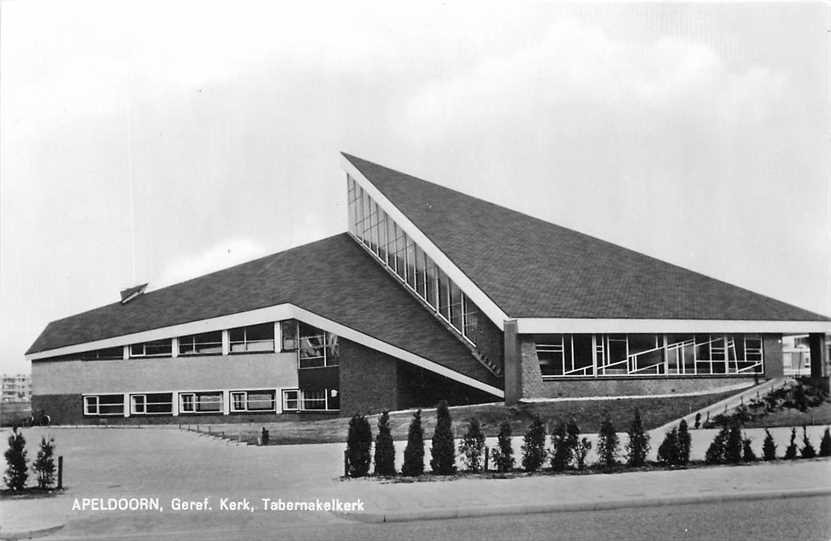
top-left (437, 270), bottom-right (450, 320)
top-left (405, 238), bottom-right (416, 288)
top-left (178, 331), bottom-right (223, 355)
top-left (180, 393), bottom-right (194, 413)
top-left (394, 225), bottom-right (407, 280)
top-left (347, 176), bottom-right (357, 235)
top-left (179, 391), bottom-right (223, 413)
top-left (129, 339), bottom-right (172, 358)
top-left (414, 246), bottom-right (426, 298)
top-left (298, 323), bottom-right (339, 368)
top-left (228, 390), bottom-right (275, 412)
top-left (83, 394), bottom-right (124, 416)
top-left (378, 211), bottom-right (388, 263)
top-left (299, 389), bottom-right (327, 410)
top-left (281, 320), bottom-right (298, 351)
top-left (80, 347), bottom-right (124, 361)
top-left (386, 215), bottom-right (396, 270)
top-left (131, 394), bottom-right (146, 414)
top-left (361, 190), bottom-right (372, 246)
top-left (229, 323), bottom-right (275, 353)
top-left (425, 258), bottom-right (438, 309)
top-left (449, 282), bottom-right (464, 330)
top-left (282, 389), bottom-right (299, 412)
top-left (462, 296), bottom-right (479, 344)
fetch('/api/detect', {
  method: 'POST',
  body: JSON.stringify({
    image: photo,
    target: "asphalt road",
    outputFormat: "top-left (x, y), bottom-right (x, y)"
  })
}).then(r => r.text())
top-left (58, 494), bottom-right (831, 541)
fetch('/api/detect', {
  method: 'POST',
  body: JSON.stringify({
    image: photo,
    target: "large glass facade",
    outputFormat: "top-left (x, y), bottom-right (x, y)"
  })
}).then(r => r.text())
top-left (347, 175), bottom-right (483, 345)
top-left (536, 333), bottom-right (764, 377)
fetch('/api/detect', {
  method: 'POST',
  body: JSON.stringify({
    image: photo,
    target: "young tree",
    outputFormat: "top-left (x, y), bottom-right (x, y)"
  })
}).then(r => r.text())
top-left (32, 436), bottom-right (56, 489)
top-left (819, 427), bottom-right (831, 457)
top-left (373, 411), bottom-right (396, 476)
top-left (784, 427), bottom-right (798, 460)
top-left (402, 410), bottom-right (425, 476)
top-left (4, 428), bottom-right (28, 491)
top-left (800, 426), bottom-right (816, 459)
top-left (705, 426), bottom-right (729, 464)
top-left (596, 413), bottom-right (619, 471)
top-left (725, 422), bottom-right (743, 464)
top-left (742, 437), bottom-right (756, 462)
top-left (549, 420), bottom-right (570, 472)
top-left (626, 409), bottom-right (650, 468)
top-left (657, 428), bottom-right (680, 467)
top-left (430, 401), bottom-right (456, 475)
top-left (458, 418), bottom-right (486, 473)
top-left (694, 412), bottom-right (702, 430)
top-left (491, 420), bottom-right (514, 473)
top-left (762, 428), bottom-right (777, 461)
top-left (677, 420), bottom-right (691, 467)
top-left (345, 414), bottom-right (372, 478)
top-left (521, 415), bottom-right (547, 472)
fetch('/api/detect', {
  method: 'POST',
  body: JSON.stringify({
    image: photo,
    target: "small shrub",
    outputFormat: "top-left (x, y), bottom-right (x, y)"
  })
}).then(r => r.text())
top-left (793, 383), bottom-right (808, 412)
top-left (458, 418), bottom-right (486, 473)
top-left (657, 428), bottom-right (680, 467)
top-left (32, 436), bottom-right (56, 489)
top-left (430, 401), bottom-right (456, 475)
top-left (742, 437), bottom-right (756, 462)
top-left (521, 415), bottom-right (547, 472)
top-left (373, 411), bottom-right (396, 476)
top-left (596, 413), bottom-right (619, 470)
top-left (705, 426), bottom-right (729, 464)
top-left (784, 427), bottom-right (798, 460)
top-left (677, 420), bottom-right (691, 467)
top-left (491, 420), bottom-right (514, 473)
top-left (800, 426), bottom-right (816, 459)
top-left (625, 409), bottom-right (650, 468)
top-left (725, 422), bottom-right (743, 464)
top-left (345, 414), bottom-right (372, 478)
top-left (4, 428), bottom-right (28, 491)
top-left (819, 427), bottom-right (831, 457)
top-left (694, 412), bottom-right (702, 429)
top-left (549, 420), bottom-right (570, 472)
top-left (762, 429), bottom-right (777, 461)
top-left (402, 410), bottom-right (425, 476)
top-left (574, 438), bottom-right (592, 471)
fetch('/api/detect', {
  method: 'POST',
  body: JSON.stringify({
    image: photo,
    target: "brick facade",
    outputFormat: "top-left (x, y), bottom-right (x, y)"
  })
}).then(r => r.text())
top-left (338, 340), bottom-right (399, 415)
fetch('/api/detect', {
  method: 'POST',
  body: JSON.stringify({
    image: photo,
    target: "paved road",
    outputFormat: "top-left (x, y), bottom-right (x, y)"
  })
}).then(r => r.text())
top-left (48, 495), bottom-right (831, 541)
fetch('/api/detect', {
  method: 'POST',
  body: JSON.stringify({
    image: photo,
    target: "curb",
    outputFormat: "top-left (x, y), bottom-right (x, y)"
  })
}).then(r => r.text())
top-left (336, 487), bottom-right (831, 523)
top-left (0, 523), bottom-right (65, 541)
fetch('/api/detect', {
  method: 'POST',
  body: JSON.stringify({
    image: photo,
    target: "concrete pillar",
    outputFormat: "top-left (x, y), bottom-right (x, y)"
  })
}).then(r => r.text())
top-left (808, 333), bottom-right (829, 378)
top-left (503, 320), bottom-right (521, 405)
top-left (763, 334), bottom-right (784, 378)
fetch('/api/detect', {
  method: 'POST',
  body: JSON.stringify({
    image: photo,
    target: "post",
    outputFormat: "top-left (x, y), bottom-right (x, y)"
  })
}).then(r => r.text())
top-left (484, 447), bottom-right (489, 472)
top-left (57, 456), bottom-right (63, 490)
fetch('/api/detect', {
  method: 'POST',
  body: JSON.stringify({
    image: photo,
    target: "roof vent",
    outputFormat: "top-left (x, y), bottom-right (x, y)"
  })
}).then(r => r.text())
top-left (120, 283), bottom-right (148, 304)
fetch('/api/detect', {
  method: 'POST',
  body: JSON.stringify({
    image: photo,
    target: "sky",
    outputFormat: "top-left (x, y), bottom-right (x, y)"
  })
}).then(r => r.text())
top-left (1, 1), bottom-right (829, 374)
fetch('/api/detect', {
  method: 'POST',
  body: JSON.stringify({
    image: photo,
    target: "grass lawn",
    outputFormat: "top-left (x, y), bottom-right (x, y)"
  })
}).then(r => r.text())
top-left (191, 388), bottom-right (743, 445)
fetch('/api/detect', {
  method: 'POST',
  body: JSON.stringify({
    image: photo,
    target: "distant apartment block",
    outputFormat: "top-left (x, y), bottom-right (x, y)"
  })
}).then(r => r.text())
top-left (1, 373), bottom-right (31, 402)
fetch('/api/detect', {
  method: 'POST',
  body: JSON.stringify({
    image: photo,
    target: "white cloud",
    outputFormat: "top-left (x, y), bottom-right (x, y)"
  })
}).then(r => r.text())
top-left (151, 238), bottom-right (268, 290)
top-left (399, 18), bottom-right (789, 137)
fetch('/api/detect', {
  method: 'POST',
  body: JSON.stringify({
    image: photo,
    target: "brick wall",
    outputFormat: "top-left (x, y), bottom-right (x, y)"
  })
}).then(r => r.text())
top-left (536, 377), bottom-right (754, 398)
top-left (339, 340), bottom-right (398, 415)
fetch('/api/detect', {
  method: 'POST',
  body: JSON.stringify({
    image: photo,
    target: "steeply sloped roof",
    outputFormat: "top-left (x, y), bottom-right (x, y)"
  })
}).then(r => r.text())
top-left (27, 234), bottom-right (499, 388)
top-left (344, 153), bottom-right (829, 322)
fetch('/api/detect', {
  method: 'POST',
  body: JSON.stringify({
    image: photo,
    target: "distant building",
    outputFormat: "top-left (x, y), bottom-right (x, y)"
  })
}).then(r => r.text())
top-left (25, 154), bottom-right (831, 424)
top-left (1, 373), bottom-right (31, 403)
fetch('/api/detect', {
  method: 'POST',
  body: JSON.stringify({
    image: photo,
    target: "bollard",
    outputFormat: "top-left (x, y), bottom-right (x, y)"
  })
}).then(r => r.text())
top-left (484, 447), bottom-right (489, 472)
top-left (57, 456), bottom-right (63, 490)
top-left (261, 427), bottom-right (269, 446)
top-left (344, 449), bottom-right (349, 477)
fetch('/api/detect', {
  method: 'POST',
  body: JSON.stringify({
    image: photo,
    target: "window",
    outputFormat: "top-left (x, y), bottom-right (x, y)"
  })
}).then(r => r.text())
top-left (282, 389), bottom-right (299, 412)
top-left (229, 323), bottom-right (274, 353)
top-left (414, 246), bottom-right (426, 298)
top-left (179, 391), bottom-right (223, 413)
top-left (449, 282), bottom-right (464, 330)
top-left (541, 333), bottom-right (764, 378)
top-left (405, 238), bottom-right (416, 288)
top-left (178, 331), bottom-right (222, 355)
top-left (298, 323), bottom-right (339, 368)
top-left (281, 320), bottom-right (298, 351)
top-left (129, 393), bottom-right (173, 414)
top-left (80, 347), bottom-right (124, 361)
top-left (83, 394), bottom-right (124, 416)
top-left (130, 339), bottom-right (172, 358)
top-left (300, 389), bottom-right (327, 410)
top-left (230, 390), bottom-right (276, 412)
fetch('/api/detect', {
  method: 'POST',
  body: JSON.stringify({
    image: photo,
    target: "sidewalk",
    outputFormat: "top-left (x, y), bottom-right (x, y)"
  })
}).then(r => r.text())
top-left (334, 458), bottom-right (831, 523)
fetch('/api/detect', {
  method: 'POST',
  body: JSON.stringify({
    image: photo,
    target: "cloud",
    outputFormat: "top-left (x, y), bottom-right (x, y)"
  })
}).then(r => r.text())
top-left (399, 18), bottom-right (788, 137)
top-left (151, 238), bottom-right (268, 290)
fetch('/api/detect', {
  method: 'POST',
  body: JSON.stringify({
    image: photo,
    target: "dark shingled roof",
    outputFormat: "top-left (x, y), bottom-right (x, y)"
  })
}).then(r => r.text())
top-left (344, 153), bottom-right (829, 322)
top-left (27, 234), bottom-right (499, 388)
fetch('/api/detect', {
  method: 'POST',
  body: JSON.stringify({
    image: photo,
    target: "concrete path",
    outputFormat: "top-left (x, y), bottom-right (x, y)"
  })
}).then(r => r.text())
top-left (0, 426), bottom-right (829, 539)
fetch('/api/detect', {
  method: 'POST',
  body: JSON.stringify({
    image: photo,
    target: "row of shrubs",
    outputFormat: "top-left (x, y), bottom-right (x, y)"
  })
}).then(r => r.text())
top-left (702, 378), bottom-right (828, 428)
top-left (3, 427), bottom-right (57, 492)
top-left (345, 401), bottom-right (831, 478)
